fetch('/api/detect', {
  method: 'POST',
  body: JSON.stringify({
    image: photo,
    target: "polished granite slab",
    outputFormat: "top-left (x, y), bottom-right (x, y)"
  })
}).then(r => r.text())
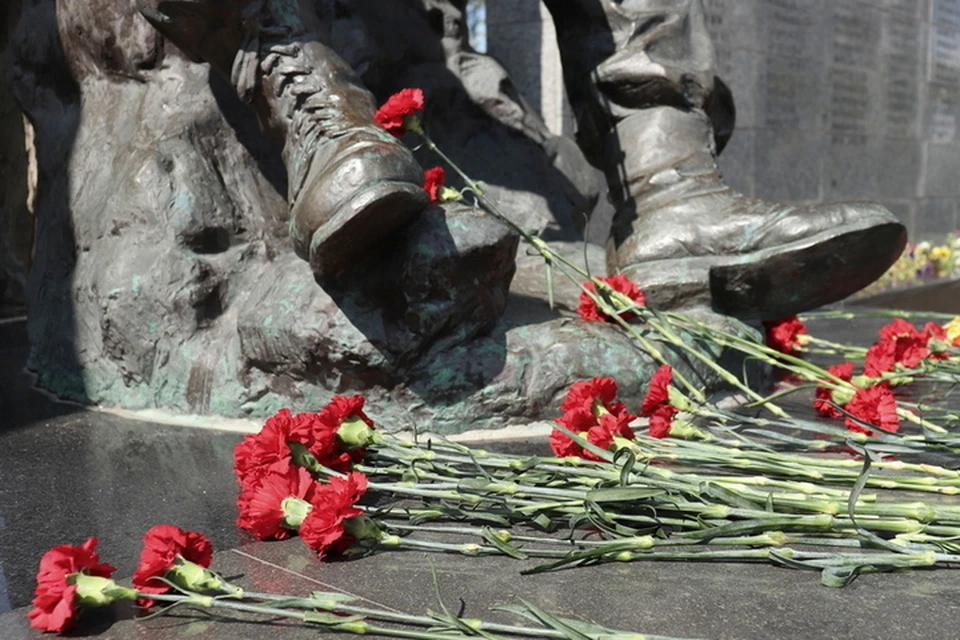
top-left (5, 312), bottom-right (960, 639)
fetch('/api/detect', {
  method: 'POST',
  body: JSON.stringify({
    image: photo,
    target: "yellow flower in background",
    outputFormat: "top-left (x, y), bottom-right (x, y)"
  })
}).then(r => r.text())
top-left (857, 232), bottom-right (960, 298)
top-left (931, 246), bottom-right (952, 262)
top-left (944, 317), bottom-right (960, 344)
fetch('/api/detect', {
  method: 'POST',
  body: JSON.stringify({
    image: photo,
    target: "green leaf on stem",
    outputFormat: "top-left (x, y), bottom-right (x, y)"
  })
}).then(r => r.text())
top-left (533, 513), bottom-right (554, 530)
top-left (613, 447), bottom-right (637, 487)
top-left (516, 598), bottom-right (593, 640)
top-left (586, 487), bottom-right (666, 503)
top-left (820, 566), bottom-right (861, 588)
top-left (846, 448), bottom-right (918, 555)
top-left (701, 482), bottom-right (763, 511)
top-left (309, 591), bottom-right (360, 608)
top-left (481, 527), bottom-right (528, 560)
top-left (508, 457), bottom-right (541, 473)
top-left (303, 612), bottom-right (365, 625)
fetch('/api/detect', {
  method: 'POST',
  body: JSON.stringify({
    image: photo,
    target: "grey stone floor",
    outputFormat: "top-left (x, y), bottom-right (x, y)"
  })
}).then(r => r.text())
top-left (5, 312), bottom-right (960, 639)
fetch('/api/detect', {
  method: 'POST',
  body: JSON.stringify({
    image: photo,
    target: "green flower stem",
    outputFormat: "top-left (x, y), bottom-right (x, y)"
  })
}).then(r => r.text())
top-left (899, 401), bottom-right (960, 426)
top-left (660, 311), bottom-right (849, 385)
top-left (364, 480), bottom-right (482, 503)
top-left (897, 409), bottom-right (949, 434)
top-left (638, 436), bottom-right (960, 481)
top-left (651, 311), bottom-right (954, 436)
top-left (531, 546), bottom-right (947, 572)
top-left (368, 434), bottom-right (960, 532)
top-left (416, 132), bottom-right (790, 409)
top-left (144, 592), bottom-right (528, 640)
top-left (363, 434), bottom-right (960, 549)
top-left (801, 335), bottom-right (867, 357)
top-left (687, 401), bottom-right (950, 451)
top-left (243, 593), bottom-right (576, 640)
top-left (378, 522), bottom-right (880, 552)
top-left (644, 311), bottom-right (785, 416)
top-left (802, 309), bottom-right (958, 322)
top-left (377, 534), bottom-right (565, 558)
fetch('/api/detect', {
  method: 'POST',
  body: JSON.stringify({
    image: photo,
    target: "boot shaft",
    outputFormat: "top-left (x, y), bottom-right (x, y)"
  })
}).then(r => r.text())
top-left (542, 0), bottom-right (716, 163)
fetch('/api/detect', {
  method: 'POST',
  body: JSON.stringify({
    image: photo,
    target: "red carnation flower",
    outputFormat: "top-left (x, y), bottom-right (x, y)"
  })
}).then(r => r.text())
top-left (235, 399), bottom-right (376, 495)
top-left (551, 377), bottom-right (636, 460)
top-left (763, 315), bottom-right (807, 356)
top-left (921, 322), bottom-right (954, 360)
top-left (234, 408), bottom-right (315, 492)
top-left (312, 395), bottom-right (378, 468)
top-left (237, 461), bottom-right (318, 541)
top-left (813, 362), bottom-right (856, 419)
top-left (577, 275), bottom-right (646, 322)
top-left (640, 365), bottom-right (673, 416)
top-left (550, 409), bottom-right (632, 461)
top-left (560, 377), bottom-right (624, 416)
top-left (300, 472), bottom-right (370, 558)
top-left (639, 365), bottom-right (681, 438)
top-left (844, 385), bottom-right (900, 436)
top-left (863, 340), bottom-right (897, 378)
top-left (878, 318), bottom-right (919, 342)
top-left (647, 405), bottom-right (678, 439)
top-left (423, 166), bottom-right (445, 204)
top-left (864, 319), bottom-right (931, 376)
top-left (132, 525), bottom-right (213, 602)
top-left (28, 538), bottom-right (116, 633)
top-left (374, 88), bottom-right (425, 136)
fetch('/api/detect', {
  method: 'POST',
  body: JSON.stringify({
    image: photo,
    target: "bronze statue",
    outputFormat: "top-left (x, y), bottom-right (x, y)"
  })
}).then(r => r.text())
top-left (138, 0), bottom-right (905, 319)
top-left (7, 0), bottom-right (905, 427)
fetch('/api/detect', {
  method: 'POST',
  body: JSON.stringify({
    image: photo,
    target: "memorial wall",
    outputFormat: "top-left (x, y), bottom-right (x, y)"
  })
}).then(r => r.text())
top-left (487, 0), bottom-right (960, 242)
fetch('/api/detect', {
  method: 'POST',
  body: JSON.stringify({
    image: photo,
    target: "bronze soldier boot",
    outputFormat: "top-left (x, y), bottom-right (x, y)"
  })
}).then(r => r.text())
top-left (138, 0), bottom-right (428, 280)
top-left (545, 0), bottom-right (906, 320)
top-left (604, 106), bottom-right (905, 320)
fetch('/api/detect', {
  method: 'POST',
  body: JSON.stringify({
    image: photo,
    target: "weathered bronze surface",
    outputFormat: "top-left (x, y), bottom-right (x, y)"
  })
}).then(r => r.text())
top-left (6, 0), bottom-right (903, 426)
top-left (544, 0), bottom-right (906, 321)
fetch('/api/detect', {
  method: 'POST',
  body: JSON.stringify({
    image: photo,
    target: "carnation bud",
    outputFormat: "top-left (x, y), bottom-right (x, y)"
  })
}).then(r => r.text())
top-left (168, 557), bottom-right (241, 595)
top-left (630, 535), bottom-right (655, 550)
top-left (612, 436), bottom-right (641, 455)
top-left (342, 515), bottom-right (383, 542)
top-left (336, 416), bottom-right (381, 450)
top-left (667, 386), bottom-right (690, 412)
top-left (831, 387), bottom-right (855, 407)
top-left (591, 399), bottom-right (611, 419)
top-left (335, 620), bottom-right (371, 634)
top-left (850, 375), bottom-right (873, 388)
top-left (288, 441), bottom-right (321, 472)
top-left (70, 574), bottom-right (136, 608)
top-left (667, 419), bottom-right (710, 441)
top-left (281, 496), bottom-right (313, 530)
top-left (439, 186), bottom-right (462, 203)
top-left (403, 114), bottom-right (424, 136)
top-left (379, 534), bottom-right (402, 546)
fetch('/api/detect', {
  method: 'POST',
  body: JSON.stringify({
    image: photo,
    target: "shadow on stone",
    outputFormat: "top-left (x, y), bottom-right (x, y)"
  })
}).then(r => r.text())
top-left (9, 0), bottom-right (88, 405)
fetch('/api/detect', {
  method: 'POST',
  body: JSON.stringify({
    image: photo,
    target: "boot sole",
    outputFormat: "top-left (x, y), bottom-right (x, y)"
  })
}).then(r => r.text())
top-left (621, 221), bottom-right (907, 321)
top-left (309, 181), bottom-right (428, 280)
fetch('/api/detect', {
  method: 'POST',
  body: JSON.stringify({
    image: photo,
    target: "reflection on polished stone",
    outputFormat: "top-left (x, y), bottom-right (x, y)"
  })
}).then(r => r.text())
top-left (0, 341), bottom-right (245, 613)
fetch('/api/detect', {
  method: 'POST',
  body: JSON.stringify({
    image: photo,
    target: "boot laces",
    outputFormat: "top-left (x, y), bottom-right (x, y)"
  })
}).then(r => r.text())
top-left (229, 2), bottom-right (354, 204)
